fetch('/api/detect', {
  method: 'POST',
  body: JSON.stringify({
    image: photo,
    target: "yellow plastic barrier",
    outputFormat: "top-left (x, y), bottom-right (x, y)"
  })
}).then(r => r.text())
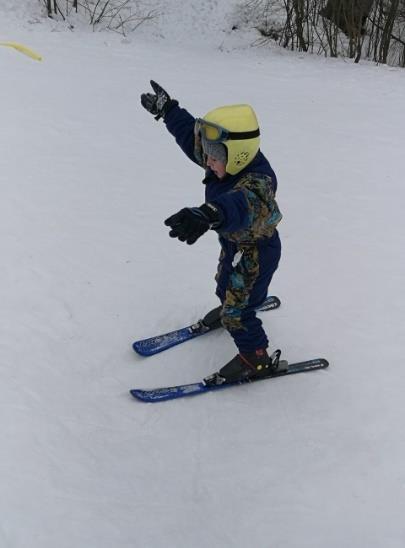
top-left (0, 41), bottom-right (42, 61)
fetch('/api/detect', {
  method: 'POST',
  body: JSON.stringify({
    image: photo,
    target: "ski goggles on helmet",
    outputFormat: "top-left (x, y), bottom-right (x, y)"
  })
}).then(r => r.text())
top-left (194, 118), bottom-right (260, 144)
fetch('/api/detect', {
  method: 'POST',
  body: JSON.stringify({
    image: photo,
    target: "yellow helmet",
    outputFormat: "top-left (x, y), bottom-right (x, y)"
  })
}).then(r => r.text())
top-left (202, 104), bottom-right (260, 175)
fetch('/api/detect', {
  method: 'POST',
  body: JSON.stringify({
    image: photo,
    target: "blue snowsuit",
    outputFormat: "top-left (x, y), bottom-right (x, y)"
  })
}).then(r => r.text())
top-left (164, 105), bottom-right (282, 353)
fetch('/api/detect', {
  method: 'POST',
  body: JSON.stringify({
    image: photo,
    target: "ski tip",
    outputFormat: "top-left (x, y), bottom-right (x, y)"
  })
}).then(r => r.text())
top-left (130, 389), bottom-right (144, 401)
top-left (260, 295), bottom-right (281, 310)
top-left (132, 343), bottom-right (144, 355)
top-left (132, 343), bottom-right (157, 357)
top-left (129, 387), bottom-right (182, 403)
top-left (132, 343), bottom-right (142, 354)
top-left (130, 389), bottom-right (159, 402)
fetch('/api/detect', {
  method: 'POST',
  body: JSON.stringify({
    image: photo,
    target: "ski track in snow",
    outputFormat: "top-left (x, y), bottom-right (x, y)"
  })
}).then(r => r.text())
top-left (1, 1), bottom-right (405, 547)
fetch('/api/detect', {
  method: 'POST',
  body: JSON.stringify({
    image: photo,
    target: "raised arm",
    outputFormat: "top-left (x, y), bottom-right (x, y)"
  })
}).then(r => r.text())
top-left (140, 80), bottom-right (200, 166)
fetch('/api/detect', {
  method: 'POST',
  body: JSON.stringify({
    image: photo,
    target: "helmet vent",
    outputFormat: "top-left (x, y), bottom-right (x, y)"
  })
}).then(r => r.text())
top-left (234, 151), bottom-right (250, 166)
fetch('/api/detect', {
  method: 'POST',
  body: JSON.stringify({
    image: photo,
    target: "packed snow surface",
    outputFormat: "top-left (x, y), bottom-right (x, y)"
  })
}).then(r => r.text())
top-left (1, 1), bottom-right (405, 547)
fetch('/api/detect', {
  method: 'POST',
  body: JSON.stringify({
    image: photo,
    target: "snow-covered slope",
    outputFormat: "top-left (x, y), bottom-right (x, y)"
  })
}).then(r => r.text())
top-left (1, 2), bottom-right (405, 548)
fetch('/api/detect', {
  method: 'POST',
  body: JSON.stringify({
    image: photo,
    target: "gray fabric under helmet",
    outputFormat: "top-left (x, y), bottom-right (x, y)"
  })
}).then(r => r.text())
top-left (201, 139), bottom-right (227, 164)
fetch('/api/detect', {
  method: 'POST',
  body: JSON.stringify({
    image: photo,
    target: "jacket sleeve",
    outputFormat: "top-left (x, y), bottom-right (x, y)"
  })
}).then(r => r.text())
top-left (164, 105), bottom-right (202, 166)
top-left (212, 173), bottom-right (282, 240)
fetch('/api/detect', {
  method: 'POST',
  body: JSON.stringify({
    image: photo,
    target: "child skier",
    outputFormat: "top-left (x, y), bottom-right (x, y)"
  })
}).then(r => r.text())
top-left (140, 81), bottom-right (282, 384)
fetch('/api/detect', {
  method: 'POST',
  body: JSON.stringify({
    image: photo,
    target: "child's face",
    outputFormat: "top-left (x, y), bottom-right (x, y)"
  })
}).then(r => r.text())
top-left (206, 155), bottom-right (227, 179)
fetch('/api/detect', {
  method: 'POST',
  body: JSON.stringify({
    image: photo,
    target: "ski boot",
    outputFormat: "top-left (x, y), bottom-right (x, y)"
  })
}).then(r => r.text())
top-left (201, 305), bottom-right (223, 330)
top-left (188, 305), bottom-right (223, 336)
top-left (204, 349), bottom-right (285, 386)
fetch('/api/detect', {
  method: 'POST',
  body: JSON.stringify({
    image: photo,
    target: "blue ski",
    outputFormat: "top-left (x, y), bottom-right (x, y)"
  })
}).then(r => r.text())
top-left (130, 358), bottom-right (329, 402)
top-left (133, 295), bottom-right (281, 357)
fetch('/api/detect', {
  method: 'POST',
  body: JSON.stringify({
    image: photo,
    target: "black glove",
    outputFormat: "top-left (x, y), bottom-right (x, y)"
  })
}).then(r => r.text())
top-left (164, 203), bottom-right (223, 245)
top-left (140, 80), bottom-right (178, 121)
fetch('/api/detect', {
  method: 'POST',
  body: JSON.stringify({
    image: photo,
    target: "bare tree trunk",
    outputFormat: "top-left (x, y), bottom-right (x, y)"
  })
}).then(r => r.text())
top-left (372, 0), bottom-right (384, 61)
top-left (321, 0), bottom-right (339, 57)
top-left (282, 0), bottom-right (295, 48)
top-left (293, 0), bottom-right (308, 50)
top-left (379, 0), bottom-right (399, 63)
